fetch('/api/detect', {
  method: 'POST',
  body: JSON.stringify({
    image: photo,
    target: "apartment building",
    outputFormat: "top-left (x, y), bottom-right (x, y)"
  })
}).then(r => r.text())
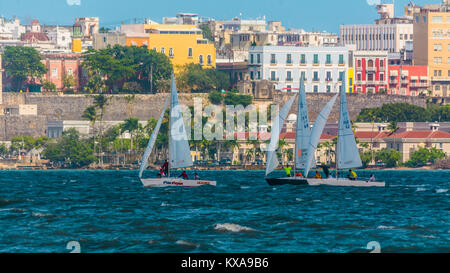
top-left (388, 65), bottom-right (428, 96)
top-left (340, 4), bottom-right (413, 53)
top-left (353, 51), bottom-right (388, 94)
top-left (248, 46), bottom-right (348, 93)
top-left (123, 23), bottom-right (216, 71)
top-left (413, 2), bottom-right (450, 97)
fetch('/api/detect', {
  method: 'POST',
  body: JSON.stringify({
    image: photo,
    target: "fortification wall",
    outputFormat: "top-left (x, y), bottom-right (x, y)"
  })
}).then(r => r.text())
top-left (0, 92), bottom-right (428, 140)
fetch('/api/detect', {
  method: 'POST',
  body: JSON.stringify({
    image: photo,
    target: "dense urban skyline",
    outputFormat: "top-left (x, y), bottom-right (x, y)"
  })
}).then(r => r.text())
top-left (0, 0), bottom-right (437, 33)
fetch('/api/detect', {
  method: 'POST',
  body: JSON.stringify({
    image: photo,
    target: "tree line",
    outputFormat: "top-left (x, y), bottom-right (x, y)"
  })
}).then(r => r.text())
top-left (357, 103), bottom-right (450, 122)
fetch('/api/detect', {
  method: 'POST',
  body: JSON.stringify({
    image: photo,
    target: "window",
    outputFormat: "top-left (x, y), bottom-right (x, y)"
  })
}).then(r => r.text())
top-left (286, 54), bottom-right (292, 64)
top-left (326, 71), bottom-right (332, 81)
top-left (313, 71), bottom-right (319, 81)
top-left (326, 85), bottom-right (331, 93)
top-left (313, 85), bottom-right (318, 93)
top-left (380, 73), bottom-right (384, 81)
top-left (326, 54), bottom-right (331, 64)
top-left (52, 67), bottom-right (58, 78)
top-left (152, 47), bottom-right (157, 51)
top-left (434, 57), bottom-right (442, 64)
top-left (423, 16), bottom-right (427, 23)
top-left (188, 48), bottom-right (193, 57)
top-left (368, 59), bottom-right (374, 68)
top-left (270, 54), bottom-right (276, 64)
top-left (207, 55), bottom-right (212, 65)
top-left (250, 71), bottom-right (254, 80)
top-left (257, 71), bottom-right (261, 79)
top-left (357, 73), bottom-right (361, 81)
top-left (357, 59), bottom-right (362, 67)
top-left (349, 78), bottom-right (353, 85)
top-left (286, 85), bottom-right (291, 92)
top-left (161, 47), bottom-right (165, 54)
top-left (380, 59), bottom-right (384, 68)
top-left (169, 48), bottom-right (174, 57)
top-left (434, 44), bottom-right (442, 51)
top-left (286, 71), bottom-right (292, 81)
top-left (339, 71), bottom-right (344, 81)
top-left (199, 55), bottom-right (204, 65)
top-left (67, 68), bottom-right (73, 76)
top-left (313, 54), bottom-right (319, 64)
top-left (300, 54), bottom-right (306, 64)
top-left (257, 54), bottom-right (261, 64)
top-left (270, 71), bottom-right (276, 81)
top-left (432, 16), bottom-right (443, 23)
top-left (250, 54), bottom-right (254, 64)
top-left (416, 16), bottom-right (419, 23)
top-left (339, 54), bottom-right (344, 65)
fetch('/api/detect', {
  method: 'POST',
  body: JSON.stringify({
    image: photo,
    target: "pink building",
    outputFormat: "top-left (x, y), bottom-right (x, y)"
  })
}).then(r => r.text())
top-left (353, 51), bottom-right (388, 94)
top-left (40, 53), bottom-right (84, 92)
top-left (388, 65), bottom-right (428, 96)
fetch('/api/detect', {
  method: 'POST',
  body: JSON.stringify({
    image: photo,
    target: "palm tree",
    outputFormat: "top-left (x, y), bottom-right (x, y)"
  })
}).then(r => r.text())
top-left (121, 118), bottom-right (140, 162)
top-left (93, 94), bottom-right (109, 166)
top-left (82, 105), bottom-right (98, 163)
top-left (247, 139), bottom-right (260, 162)
top-left (224, 139), bottom-right (240, 164)
top-left (387, 121), bottom-right (400, 136)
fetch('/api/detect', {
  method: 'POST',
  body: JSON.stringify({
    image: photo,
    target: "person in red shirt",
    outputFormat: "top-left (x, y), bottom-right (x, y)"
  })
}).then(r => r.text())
top-left (179, 171), bottom-right (188, 180)
top-left (161, 160), bottom-right (169, 176)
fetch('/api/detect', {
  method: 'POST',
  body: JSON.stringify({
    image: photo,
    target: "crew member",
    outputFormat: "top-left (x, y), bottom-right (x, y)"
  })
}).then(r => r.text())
top-left (348, 169), bottom-right (357, 181)
top-left (314, 171), bottom-right (322, 179)
top-left (284, 166), bottom-right (292, 177)
top-left (179, 171), bottom-right (188, 180)
top-left (162, 160), bottom-right (169, 176)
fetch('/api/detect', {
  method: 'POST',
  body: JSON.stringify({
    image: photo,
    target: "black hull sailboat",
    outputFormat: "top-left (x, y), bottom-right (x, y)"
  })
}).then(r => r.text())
top-left (265, 177), bottom-right (308, 186)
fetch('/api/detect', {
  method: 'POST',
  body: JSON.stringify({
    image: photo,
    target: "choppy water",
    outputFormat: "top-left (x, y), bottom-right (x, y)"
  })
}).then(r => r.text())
top-left (0, 170), bottom-right (448, 253)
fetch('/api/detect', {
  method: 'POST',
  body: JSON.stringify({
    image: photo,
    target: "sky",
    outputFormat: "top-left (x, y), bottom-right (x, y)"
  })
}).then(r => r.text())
top-left (0, 0), bottom-right (438, 33)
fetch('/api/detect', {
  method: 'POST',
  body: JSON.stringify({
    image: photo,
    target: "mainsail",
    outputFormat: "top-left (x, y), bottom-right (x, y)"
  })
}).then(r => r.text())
top-left (295, 76), bottom-right (311, 170)
top-left (169, 74), bottom-right (193, 169)
top-left (303, 93), bottom-right (338, 177)
top-left (139, 95), bottom-right (169, 178)
top-left (265, 94), bottom-right (298, 176)
top-left (337, 80), bottom-right (362, 169)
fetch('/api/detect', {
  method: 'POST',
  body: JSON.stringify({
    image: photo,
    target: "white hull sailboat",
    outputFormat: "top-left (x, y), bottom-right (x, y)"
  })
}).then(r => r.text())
top-left (265, 77), bottom-right (385, 188)
top-left (141, 178), bottom-right (217, 188)
top-left (138, 74), bottom-right (216, 188)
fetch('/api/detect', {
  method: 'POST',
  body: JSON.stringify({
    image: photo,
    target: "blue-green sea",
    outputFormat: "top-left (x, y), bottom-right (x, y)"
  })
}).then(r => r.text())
top-left (0, 170), bottom-right (448, 253)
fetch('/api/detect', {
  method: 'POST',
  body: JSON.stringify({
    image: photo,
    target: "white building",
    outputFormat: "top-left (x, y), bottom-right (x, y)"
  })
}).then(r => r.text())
top-left (248, 46), bottom-right (349, 93)
top-left (340, 24), bottom-right (413, 53)
top-left (0, 17), bottom-right (26, 40)
top-left (47, 26), bottom-right (72, 49)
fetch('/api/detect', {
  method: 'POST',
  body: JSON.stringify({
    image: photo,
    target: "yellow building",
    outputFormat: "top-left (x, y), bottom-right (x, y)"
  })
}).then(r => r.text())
top-left (125, 24), bottom-right (216, 72)
top-left (413, 2), bottom-right (450, 97)
top-left (348, 67), bottom-right (354, 93)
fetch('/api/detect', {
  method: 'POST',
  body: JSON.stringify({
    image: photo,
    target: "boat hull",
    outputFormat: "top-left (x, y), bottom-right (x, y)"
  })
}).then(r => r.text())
top-left (141, 178), bottom-right (217, 188)
top-left (265, 177), bottom-right (386, 187)
top-left (306, 178), bottom-right (386, 187)
top-left (265, 177), bottom-right (309, 186)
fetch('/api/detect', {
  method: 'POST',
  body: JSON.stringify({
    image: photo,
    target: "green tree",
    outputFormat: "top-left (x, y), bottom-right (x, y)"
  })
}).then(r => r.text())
top-left (224, 92), bottom-right (252, 107)
top-left (62, 74), bottom-right (76, 91)
top-left (177, 63), bottom-right (229, 93)
top-left (406, 147), bottom-right (446, 167)
top-left (3, 46), bottom-right (47, 90)
top-left (44, 128), bottom-right (96, 168)
top-left (356, 103), bottom-right (442, 122)
top-left (360, 151), bottom-right (373, 168)
top-left (208, 90), bottom-right (224, 105)
top-left (41, 80), bottom-right (57, 92)
top-left (375, 148), bottom-right (401, 168)
top-left (121, 118), bottom-right (141, 152)
top-left (199, 24), bottom-right (214, 42)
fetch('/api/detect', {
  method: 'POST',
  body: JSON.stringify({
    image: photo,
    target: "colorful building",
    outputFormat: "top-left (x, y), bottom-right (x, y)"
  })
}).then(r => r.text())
top-left (123, 24), bottom-right (216, 72)
top-left (413, 2), bottom-right (450, 97)
top-left (353, 51), bottom-right (388, 94)
top-left (388, 65), bottom-right (428, 96)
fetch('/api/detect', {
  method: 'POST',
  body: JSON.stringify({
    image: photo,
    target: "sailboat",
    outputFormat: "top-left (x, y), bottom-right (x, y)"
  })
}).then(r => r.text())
top-left (138, 74), bottom-right (217, 188)
top-left (305, 80), bottom-right (385, 187)
top-left (265, 76), bottom-right (323, 186)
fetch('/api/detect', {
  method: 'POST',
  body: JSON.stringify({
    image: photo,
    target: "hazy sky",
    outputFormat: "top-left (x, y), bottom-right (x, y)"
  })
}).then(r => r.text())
top-left (0, 0), bottom-right (436, 33)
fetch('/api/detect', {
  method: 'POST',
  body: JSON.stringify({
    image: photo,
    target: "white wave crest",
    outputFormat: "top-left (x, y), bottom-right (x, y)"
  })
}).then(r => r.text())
top-left (176, 240), bottom-right (199, 248)
top-left (377, 225), bottom-right (396, 230)
top-left (214, 223), bottom-right (257, 233)
top-left (416, 188), bottom-right (427, 192)
top-left (436, 189), bottom-right (448, 193)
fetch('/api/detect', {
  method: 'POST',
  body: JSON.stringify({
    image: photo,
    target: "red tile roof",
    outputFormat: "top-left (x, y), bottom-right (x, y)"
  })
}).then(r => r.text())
top-left (279, 132), bottom-right (335, 140)
top-left (21, 32), bottom-right (50, 42)
top-left (386, 130), bottom-right (450, 139)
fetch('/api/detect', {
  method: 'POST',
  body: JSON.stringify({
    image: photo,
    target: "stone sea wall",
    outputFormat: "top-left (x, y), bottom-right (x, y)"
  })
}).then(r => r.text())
top-left (0, 92), bottom-right (427, 140)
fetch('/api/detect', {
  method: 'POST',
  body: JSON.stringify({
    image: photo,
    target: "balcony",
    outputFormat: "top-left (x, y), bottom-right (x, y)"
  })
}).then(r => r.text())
top-left (325, 61), bottom-right (332, 66)
top-left (270, 77), bottom-right (280, 81)
top-left (379, 66), bottom-right (385, 72)
top-left (270, 60), bottom-right (277, 66)
top-left (431, 76), bottom-right (450, 82)
top-left (313, 61), bottom-right (320, 66)
top-left (286, 77), bottom-right (293, 82)
top-left (286, 60), bottom-right (293, 66)
top-left (355, 80), bottom-right (366, 85)
top-left (389, 79), bottom-right (398, 85)
top-left (366, 80), bottom-right (378, 85)
top-left (410, 82), bottom-right (428, 88)
top-left (366, 66), bottom-right (377, 73)
top-left (338, 62), bottom-right (345, 66)
top-left (300, 61), bottom-right (307, 66)
top-left (312, 78), bottom-right (320, 82)
top-left (325, 78), bottom-right (333, 82)
top-left (356, 66), bottom-right (363, 72)
top-left (401, 79), bottom-right (409, 85)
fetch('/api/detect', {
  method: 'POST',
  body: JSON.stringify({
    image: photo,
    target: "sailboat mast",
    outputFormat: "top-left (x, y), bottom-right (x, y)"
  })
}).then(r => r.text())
top-left (336, 83), bottom-right (340, 181)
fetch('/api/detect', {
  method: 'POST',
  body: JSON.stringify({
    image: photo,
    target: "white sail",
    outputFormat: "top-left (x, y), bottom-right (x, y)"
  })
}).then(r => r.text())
top-left (265, 94), bottom-right (298, 176)
top-left (139, 95), bottom-right (169, 178)
top-left (295, 76), bottom-right (311, 170)
top-left (303, 93), bottom-right (338, 177)
top-left (169, 74), bottom-right (193, 169)
top-left (337, 80), bottom-right (362, 169)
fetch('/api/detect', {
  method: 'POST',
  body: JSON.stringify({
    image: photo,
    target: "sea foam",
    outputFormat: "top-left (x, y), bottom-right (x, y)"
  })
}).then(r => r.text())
top-left (214, 223), bottom-right (257, 233)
